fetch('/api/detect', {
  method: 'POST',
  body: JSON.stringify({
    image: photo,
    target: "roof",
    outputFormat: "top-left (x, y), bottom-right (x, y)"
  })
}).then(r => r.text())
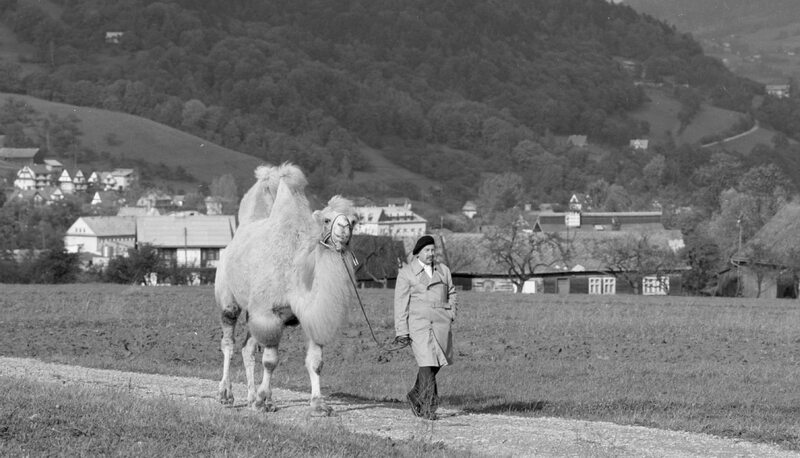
top-left (736, 202), bottom-right (800, 264)
top-left (111, 168), bottom-right (135, 177)
top-left (80, 216), bottom-right (136, 237)
top-left (117, 206), bottom-right (162, 217)
top-left (136, 215), bottom-right (236, 248)
top-left (0, 147), bottom-right (38, 159)
top-left (462, 201), bottom-right (477, 211)
top-left (531, 211), bottom-right (664, 233)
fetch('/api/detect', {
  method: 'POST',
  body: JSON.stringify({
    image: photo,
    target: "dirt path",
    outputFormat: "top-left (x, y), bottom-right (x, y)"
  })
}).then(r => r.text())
top-left (2, 356), bottom-right (797, 457)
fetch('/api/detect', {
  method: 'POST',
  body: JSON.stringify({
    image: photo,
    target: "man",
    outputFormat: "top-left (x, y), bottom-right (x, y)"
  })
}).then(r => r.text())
top-left (394, 234), bottom-right (457, 420)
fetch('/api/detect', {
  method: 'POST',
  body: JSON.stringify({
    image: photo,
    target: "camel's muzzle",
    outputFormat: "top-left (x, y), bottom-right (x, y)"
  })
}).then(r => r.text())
top-left (320, 214), bottom-right (352, 252)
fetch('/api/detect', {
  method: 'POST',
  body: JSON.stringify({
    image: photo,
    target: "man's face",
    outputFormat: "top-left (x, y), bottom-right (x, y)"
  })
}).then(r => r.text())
top-left (417, 244), bottom-right (435, 266)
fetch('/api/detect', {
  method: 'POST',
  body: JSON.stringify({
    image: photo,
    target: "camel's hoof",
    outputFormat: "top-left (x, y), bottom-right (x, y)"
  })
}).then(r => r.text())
top-left (309, 398), bottom-right (334, 417)
top-left (218, 390), bottom-right (234, 406)
top-left (252, 401), bottom-right (277, 413)
top-left (309, 404), bottom-right (334, 417)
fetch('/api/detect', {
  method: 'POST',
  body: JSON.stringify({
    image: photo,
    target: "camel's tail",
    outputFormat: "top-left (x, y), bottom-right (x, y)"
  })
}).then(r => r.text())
top-left (237, 163), bottom-right (308, 226)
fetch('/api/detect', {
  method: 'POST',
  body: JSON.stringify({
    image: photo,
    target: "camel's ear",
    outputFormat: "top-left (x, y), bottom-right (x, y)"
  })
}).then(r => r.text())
top-left (312, 209), bottom-right (323, 223)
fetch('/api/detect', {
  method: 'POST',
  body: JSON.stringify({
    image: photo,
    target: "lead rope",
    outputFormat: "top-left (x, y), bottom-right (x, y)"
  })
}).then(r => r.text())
top-left (339, 251), bottom-right (410, 354)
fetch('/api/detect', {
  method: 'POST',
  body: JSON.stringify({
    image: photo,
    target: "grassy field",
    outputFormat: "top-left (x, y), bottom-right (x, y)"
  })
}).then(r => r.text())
top-left (630, 87), bottom-right (754, 148)
top-left (1, 284), bottom-right (800, 451)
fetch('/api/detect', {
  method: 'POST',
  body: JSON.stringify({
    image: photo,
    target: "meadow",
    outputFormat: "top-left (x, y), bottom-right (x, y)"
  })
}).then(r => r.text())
top-left (1, 284), bottom-right (800, 452)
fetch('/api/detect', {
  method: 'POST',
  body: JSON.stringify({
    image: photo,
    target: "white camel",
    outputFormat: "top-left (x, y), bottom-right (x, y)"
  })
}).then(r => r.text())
top-left (215, 163), bottom-right (358, 415)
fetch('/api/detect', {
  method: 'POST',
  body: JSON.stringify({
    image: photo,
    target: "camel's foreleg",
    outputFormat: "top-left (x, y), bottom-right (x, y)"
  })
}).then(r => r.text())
top-left (255, 345), bottom-right (279, 412)
top-left (218, 307), bottom-right (239, 405)
top-left (248, 310), bottom-right (283, 412)
top-left (241, 332), bottom-right (259, 406)
top-left (306, 340), bottom-right (333, 416)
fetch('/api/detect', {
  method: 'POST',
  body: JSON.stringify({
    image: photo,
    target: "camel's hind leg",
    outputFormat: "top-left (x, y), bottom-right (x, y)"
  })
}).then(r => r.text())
top-left (217, 305), bottom-right (239, 405)
top-left (306, 339), bottom-right (333, 417)
top-left (248, 310), bottom-right (283, 412)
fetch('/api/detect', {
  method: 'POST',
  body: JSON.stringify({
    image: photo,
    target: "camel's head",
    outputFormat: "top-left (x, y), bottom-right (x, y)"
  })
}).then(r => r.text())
top-left (315, 195), bottom-right (358, 252)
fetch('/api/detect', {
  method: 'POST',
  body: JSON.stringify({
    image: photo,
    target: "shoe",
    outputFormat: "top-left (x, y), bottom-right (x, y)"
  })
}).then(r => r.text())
top-left (422, 411), bottom-right (438, 421)
top-left (406, 391), bottom-right (422, 417)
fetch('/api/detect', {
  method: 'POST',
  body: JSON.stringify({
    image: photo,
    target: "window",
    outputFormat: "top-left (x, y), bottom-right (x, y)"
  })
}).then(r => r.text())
top-left (642, 276), bottom-right (669, 295)
top-left (160, 248), bottom-right (177, 262)
top-left (589, 277), bottom-right (615, 295)
top-left (201, 248), bottom-right (219, 261)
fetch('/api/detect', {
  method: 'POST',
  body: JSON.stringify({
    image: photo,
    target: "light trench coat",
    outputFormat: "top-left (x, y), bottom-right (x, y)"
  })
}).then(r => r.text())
top-left (394, 259), bottom-right (457, 367)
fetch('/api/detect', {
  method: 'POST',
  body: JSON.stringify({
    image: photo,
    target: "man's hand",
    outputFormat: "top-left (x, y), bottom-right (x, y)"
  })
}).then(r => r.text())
top-left (393, 335), bottom-right (411, 347)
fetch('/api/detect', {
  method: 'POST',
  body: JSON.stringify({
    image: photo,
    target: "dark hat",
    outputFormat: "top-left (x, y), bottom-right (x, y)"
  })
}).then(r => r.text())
top-left (412, 235), bottom-right (435, 255)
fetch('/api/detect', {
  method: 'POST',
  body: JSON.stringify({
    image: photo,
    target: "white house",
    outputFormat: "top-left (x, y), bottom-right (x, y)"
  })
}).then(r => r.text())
top-left (462, 201), bottom-right (477, 219)
top-left (136, 214), bottom-right (236, 267)
top-left (629, 139), bottom-right (649, 150)
top-left (353, 206), bottom-right (427, 240)
top-left (107, 168), bottom-right (136, 191)
top-left (64, 216), bottom-right (136, 255)
top-left (766, 84), bottom-right (790, 99)
top-left (58, 169), bottom-right (75, 194)
top-left (105, 31), bottom-right (124, 44)
top-left (14, 164), bottom-right (54, 190)
top-left (13, 165), bottom-right (37, 190)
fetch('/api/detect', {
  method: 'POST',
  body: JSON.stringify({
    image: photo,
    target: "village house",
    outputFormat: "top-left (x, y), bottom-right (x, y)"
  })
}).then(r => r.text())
top-left (57, 169), bottom-right (88, 194)
top-left (567, 135), bottom-right (588, 148)
top-left (103, 168), bottom-right (137, 191)
top-left (0, 147), bottom-right (40, 167)
top-left (64, 216), bottom-right (137, 257)
top-left (353, 205), bottom-right (427, 240)
top-left (442, 207), bottom-right (686, 295)
top-left (14, 164), bottom-right (57, 190)
top-left (766, 84), bottom-right (790, 99)
top-left (136, 189), bottom-right (175, 209)
top-left (91, 190), bottom-right (125, 210)
top-left (462, 200), bottom-right (477, 219)
top-left (725, 202), bottom-right (800, 299)
top-left (629, 139), bottom-right (649, 151)
top-left (136, 214), bottom-right (236, 267)
top-left (8, 187), bottom-right (64, 206)
top-left (105, 31), bottom-right (124, 44)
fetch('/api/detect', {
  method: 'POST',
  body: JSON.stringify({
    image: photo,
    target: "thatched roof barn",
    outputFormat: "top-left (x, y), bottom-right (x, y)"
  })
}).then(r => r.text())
top-left (728, 202), bottom-right (800, 298)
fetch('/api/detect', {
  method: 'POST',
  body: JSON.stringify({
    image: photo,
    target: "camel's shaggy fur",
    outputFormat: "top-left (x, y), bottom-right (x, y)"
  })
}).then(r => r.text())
top-left (215, 163), bottom-right (358, 415)
top-left (237, 164), bottom-right (308, 226)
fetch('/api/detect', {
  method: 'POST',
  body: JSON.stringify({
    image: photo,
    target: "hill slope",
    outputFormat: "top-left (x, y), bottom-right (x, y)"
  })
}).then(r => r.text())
top-left (0, 93), bottom-right (263, 187)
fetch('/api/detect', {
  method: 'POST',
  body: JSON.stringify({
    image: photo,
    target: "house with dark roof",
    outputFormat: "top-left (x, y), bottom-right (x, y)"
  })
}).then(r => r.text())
top-left (0, 147), bottom-right (40, 166)
top-left (442, 219), bottom-right (686, 295)
top-left (726, 202), bottom-right (800, 298)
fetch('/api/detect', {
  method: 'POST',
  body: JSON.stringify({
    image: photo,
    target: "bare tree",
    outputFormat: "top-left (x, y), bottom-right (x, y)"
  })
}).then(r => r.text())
top-left (592, 234), bottom-right (679, 294)
top-left (484, 210), bottom-right (572, 293)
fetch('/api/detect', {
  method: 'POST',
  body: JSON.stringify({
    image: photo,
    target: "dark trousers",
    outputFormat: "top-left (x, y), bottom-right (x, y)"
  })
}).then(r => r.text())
top-left (408, 366), bottom-right (440, 415)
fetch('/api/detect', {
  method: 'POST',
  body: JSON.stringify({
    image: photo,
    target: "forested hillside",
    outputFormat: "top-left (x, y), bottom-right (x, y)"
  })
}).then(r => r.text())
top-left (0, 0), bottom-right (767, 209)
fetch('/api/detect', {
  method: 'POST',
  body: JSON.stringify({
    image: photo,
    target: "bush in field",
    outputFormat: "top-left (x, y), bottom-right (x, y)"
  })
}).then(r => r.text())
top-left (26, 250), bottom-right (80, 284)
top-left (105, 245), bottom-right (166, 284)
top-left (0, 249), bottom-right (80, 283)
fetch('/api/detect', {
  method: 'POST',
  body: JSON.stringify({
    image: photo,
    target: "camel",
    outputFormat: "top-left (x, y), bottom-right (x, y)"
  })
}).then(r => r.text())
top-left (215, 163), bottom-right (358, 416)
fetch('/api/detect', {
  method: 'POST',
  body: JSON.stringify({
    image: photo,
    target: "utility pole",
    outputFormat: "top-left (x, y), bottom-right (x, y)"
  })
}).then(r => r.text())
top-left (737, 214), bottom-right (743, 296)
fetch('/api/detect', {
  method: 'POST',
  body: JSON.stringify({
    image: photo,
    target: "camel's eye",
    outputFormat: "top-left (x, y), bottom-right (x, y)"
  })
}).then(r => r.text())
top-left (324, 218), bottom-right (331, 224)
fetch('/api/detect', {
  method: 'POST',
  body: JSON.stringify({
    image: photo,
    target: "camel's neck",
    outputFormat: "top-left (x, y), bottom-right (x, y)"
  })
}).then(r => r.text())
top-left (290, 243), bottom-right (355, 345)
